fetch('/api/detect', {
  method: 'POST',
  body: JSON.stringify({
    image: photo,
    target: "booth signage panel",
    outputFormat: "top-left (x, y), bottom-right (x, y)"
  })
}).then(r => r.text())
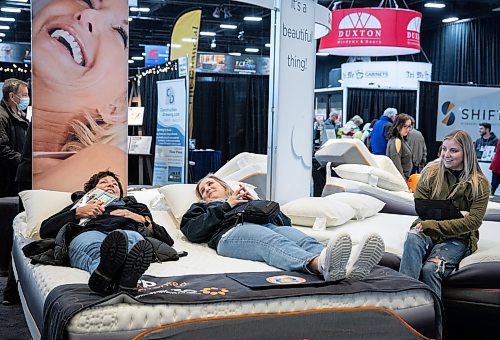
top-left (436, 85), bottom-right (500, 141)
top-left (268, 0), bottom-right (316, 203)
top-left (341, 61), bottom-right (431, 89)
top-left (144, 45), bottom-right (169, 67)
top-left (319, 8), bottom-right (421, 56)
top-left (153, 78), bottom-right (188, 185)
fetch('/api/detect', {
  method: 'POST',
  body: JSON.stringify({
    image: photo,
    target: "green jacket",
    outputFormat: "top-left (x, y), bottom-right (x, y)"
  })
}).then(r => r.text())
top-left (413, 165), bottom-right (490, 253)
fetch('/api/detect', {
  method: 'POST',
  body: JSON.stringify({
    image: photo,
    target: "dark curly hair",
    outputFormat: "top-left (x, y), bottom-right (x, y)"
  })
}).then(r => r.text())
top-left (83, 170), bottom-right (124, 198)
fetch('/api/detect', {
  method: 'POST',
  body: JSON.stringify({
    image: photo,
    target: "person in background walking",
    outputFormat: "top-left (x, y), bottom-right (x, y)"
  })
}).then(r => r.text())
top-left (370, 107), bottom-right (398, 155)
top-left (489, 138), bottom-right (500, 196)
top-left (406, 116), bottom-right (427, 174)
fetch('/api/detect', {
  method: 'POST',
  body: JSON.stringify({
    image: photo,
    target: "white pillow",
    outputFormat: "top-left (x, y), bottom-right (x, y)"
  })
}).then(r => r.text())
top-left (158, 181), bottom-right (260, 227)
top-left (19, 190), bottom-right (72, 239)
top-left (324, 192), bottom-right (385, 220)
top-left (281, 197), bottom-right (355, 227)
top-left (334, 164), bottom-right (408, 191)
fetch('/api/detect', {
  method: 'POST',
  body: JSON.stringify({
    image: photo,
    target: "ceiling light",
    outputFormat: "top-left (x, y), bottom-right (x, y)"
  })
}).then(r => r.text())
top-left (0, 33), bottom-right (5, 37)
top-left (220, 24), bottom-right (237, 29)
top-left (493, 5), bottom-right (500, 12)
top-left (170, 43), bottom-right (181, 48)
top-left (442, 17), bottom-right (459, 23)
top-left (182, 38), bottom-right (197, 43)
top-left (237, 30), bottom-right (245, 41)
top-left (9, 0), bottom-right (28, 2)
top-left (229, 52), bottom-right (241, 56)
top-left (128, 17), bottom-right (133, 22)
top-left (0, 17), bottom-right (14, 22)
top-left (200, 31), bottom-right (216, 36)
top-left (316, 52), bottom-right (329, 56)
top-left (128, 60), bottom-right (134, 63)
top-left (141, 52), bottom-right (146, 56)
top-left (129, 7), bottom-right (150, 13)
top-left (244, 16), bottom-right (262, 22)
top-left (0, 25), bottom-right (10, 30)
top-left (132, 56), bottom-right (144, 60)
top-left (424, 2), bottom-right (446, 8)
top-left (245, 48), bottom-right (259, 53)
top-left (210, 39), bottom-right (216, 49)
top-left (1, 8), bottom-right (21, 13)
top-left (265, 43), bottom-right (271, 48)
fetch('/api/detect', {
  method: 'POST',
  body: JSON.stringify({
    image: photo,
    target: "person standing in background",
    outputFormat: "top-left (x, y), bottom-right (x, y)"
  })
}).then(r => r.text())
top-left (386, 114), bottom-right (413, 180)
top-left (370, 107), bottom-right (398, 155)
top-left (321, 111), bottom-right (341, 144)
top-left (0, 78), bottom-right (29, 197)
top-left (489, 138), bottom-right (500, 196)
top-left (474, 122), bottom-right (497, 160)
top-left (406, 116), bottom-right (427, 174)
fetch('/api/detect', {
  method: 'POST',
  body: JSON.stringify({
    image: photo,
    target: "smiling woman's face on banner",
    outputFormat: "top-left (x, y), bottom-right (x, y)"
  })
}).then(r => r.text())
top-left (32, 0), bottom-right (128, 192)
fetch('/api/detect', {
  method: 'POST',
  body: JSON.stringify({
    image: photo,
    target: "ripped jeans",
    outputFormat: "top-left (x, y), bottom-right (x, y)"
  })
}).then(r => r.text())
top-left (399, 230), bottom-right (470, 297)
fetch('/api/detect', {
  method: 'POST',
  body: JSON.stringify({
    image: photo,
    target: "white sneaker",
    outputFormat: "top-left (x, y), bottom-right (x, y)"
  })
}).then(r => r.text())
top-left (321, 233), bottom-right (352, 282)
top-left (346, 233), bottom-right (385, 280)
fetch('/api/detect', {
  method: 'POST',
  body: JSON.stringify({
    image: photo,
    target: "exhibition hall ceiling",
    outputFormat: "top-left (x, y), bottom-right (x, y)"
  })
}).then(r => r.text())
top-left (1, 0), bottom-right (499, 63)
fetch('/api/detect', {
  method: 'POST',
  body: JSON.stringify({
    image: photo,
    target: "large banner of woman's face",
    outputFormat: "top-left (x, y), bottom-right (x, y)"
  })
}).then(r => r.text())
top-left (32, 0), bottom-right (128, 191)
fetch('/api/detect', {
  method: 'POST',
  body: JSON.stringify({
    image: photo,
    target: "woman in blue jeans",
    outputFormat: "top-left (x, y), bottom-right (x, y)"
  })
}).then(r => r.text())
top-left (32, 171), bottom-right (176, 295)
top-left (399, 130), bottom-right (490, 297)
top-left (181, 175), bottom-right (385, 282)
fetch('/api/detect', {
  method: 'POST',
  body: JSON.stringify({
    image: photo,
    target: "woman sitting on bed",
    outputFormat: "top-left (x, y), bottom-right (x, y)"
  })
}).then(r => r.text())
top-left (23, 170), bottom-right (178, 295)
top-left (181, 175), bottom-right (385, 282)
top-left (399, 130), bottom-right (490, 297)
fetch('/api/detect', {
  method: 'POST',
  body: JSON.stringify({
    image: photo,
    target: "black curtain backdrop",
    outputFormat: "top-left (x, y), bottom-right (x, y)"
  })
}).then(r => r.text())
top-left (417, 81), bottom-right (440, 162)
top-left (347, 88), bottom-right (417, 124)
top-left (192, 74), bottom-right (269, 164)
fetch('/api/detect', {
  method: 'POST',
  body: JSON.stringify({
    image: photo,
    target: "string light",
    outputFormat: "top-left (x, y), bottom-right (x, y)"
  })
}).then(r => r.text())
top-left (0, 62), bottom-right (31, 75)
top-left (128, 60), bottom-right (178, 83)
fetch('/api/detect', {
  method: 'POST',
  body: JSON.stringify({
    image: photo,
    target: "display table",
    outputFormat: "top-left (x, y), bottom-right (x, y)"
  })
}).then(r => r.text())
top-left (188, 149), bottom-right (222, 183)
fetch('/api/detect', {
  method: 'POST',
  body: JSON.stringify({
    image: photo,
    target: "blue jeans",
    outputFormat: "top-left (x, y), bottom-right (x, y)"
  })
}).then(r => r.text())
top-left (68, 230), bottom-right (144, 274)
top-left (217, 222), bottom-right (325, 273)
top-left (399, 230), bottom-right (470, 297)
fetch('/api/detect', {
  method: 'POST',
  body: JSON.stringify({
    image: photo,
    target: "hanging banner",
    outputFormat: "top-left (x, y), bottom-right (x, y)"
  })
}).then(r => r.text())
top-left (267, 0), bottom-right (316, 203)
top-left (153, 78), bottom-right (188, 186)
top-left (319, 8), bottom-right (422, 56)
top-left (169, 9), bottom-right (201, 138)
top-left (145, 45), bottom-right (169, 67)
top-left (31, 0), bottom-right (128, 191)
top-left (436, 85), bottom-right (500, 141)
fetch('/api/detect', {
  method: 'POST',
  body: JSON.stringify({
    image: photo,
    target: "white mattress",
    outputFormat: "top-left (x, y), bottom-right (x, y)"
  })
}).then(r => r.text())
top-left (323, 176), bottom-right (500, 221)
top-left (13, 189), bottom-right (438, 339)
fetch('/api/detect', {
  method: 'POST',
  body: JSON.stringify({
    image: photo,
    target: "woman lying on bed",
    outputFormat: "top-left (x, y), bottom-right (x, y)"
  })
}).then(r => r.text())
top-left (23, 170), bottom-right (178, 295)
top-left (181, 175), bottom-right (385, 282)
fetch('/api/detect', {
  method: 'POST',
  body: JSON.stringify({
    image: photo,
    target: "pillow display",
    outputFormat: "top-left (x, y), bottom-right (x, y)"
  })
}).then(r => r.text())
top-left (324, 192), bottom-right (385, 220)
top-left (158, 181), bottom-right (260, 226)
top-left (19, 190), bottom-right (72, 239)
top-left (333, 164), bottom-right (408, 191)
top-left (281, 197), bottom-right (355, 228)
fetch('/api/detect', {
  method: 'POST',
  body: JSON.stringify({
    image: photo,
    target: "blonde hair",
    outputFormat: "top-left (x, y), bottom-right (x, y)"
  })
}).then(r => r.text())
top-left (422, 130), bottom-right (486, 199)
top-left (195, 174), bottom-right (233, 201)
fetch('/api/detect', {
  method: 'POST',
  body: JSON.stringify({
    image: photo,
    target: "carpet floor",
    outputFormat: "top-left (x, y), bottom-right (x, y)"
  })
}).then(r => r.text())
top-left (0, 276), bottom-right (31, 339)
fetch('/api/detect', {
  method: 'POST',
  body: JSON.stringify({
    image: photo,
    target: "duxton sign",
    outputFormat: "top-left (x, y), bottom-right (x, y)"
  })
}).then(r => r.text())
top-left (319, 8), bottom-right (422, 56)
top-left (436, 85), bottom-right (500, 141)
top-left (341, 61), bottom-right (431, 89)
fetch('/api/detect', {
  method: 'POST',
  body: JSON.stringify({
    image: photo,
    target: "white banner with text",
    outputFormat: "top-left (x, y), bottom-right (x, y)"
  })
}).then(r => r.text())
top-left (436, 85), bottom-right (500, 141)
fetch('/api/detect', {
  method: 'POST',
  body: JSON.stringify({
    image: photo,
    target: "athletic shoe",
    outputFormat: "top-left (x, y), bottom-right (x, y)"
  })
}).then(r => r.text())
top-left (88, 230), bottom-right (128, 295)
top-left (346, 233), bottom-right (385, 280)
top-left (322, 233), bottom-right (352, 282)
top-left (119, 240), bottom-right (153, 293)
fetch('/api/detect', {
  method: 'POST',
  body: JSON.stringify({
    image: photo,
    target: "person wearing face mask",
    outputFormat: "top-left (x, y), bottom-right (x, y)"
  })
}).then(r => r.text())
top-left (0, 78), bottom-right (30, 197)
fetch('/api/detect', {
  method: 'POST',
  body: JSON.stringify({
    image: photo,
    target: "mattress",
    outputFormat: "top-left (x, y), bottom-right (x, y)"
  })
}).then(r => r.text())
top-left (12, 189), bottom-right (442, 340)
top-left (323, 176), bottom-right (500, 221)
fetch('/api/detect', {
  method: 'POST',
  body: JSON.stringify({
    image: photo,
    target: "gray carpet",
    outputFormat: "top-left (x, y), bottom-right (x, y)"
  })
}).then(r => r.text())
top-left (0, 276), bottom-right (31, 339)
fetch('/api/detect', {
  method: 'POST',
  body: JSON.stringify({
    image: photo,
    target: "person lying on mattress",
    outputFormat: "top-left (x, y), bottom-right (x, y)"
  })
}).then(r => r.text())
top-left (23, 170), bottom-right (179, 295)
top-left (399, 130), bottom-right (490, 297)
top-left (181, 174), bottom-right (385, 282)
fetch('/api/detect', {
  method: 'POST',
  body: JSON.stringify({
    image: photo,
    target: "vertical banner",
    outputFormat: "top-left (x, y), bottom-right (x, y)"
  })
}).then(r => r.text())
top-left (169, 9), bottom-right (201, 138)
top-left (436, 85), bottom-right (500, 141)
top-left (267, 0), bottom-right (316, 203)
top-left (153, 78), bottom-right (188, 186)
top-left (31, 0), bottom-right (128, 191)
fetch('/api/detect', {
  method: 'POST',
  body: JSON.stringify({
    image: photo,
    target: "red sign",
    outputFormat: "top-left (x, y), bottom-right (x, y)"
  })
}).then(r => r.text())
top-left (319, 8), bottom-right (422, 56)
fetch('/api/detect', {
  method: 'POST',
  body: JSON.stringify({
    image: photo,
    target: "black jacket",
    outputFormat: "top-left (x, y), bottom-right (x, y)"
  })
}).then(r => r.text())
top-left (0, 99), bottom-right (29, 197)
top-left (23, 192), bottom-right (179, 266)
top-left (180, 200), bottom-right (292, 250)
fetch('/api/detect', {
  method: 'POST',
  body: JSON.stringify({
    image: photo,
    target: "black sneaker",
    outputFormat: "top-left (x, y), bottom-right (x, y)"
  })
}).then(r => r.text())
top-left (119, 240), bottom-right (153, 293)
top-left (88, 230), bottom-right (128, 295)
